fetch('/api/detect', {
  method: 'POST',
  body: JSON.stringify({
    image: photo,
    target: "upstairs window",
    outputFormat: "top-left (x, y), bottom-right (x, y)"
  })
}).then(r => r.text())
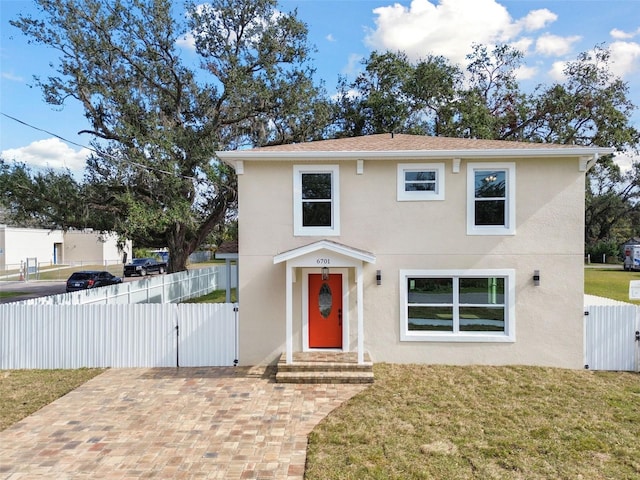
top-left (397, 163), bottom-right (445, 201)
top-left (467, 163), bottom-right (515, 235)
top-left (294, 165), bottom-right (340, 236)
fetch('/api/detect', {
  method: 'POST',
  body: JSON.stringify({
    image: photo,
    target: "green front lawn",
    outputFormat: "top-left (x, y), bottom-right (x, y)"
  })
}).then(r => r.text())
top-left (0, 369), bottom-right (104, 431)
top-left (306, 364), bottom-right (640, 479)
top-left (584, 267), bottom-right (640, 304)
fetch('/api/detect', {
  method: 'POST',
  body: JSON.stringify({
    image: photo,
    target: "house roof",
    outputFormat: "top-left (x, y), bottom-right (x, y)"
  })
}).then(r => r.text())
top-left (215, 240), bottom-right (238, 260)
top-left (217, 133), bottom-right (615, 164)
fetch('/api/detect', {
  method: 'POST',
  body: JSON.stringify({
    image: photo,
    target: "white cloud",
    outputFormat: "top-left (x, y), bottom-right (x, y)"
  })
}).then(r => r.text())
top-left (176, 32), bottom-right (196, 50)
top-left (610, 27), bottom-right (640, 40)
top-left (535, 33), bottom-right (581, 57)
top-left (364, 0), bottom-right (560, 65)
top-left (515, 64), bottom-right (538, 80)
top-left (1, 71), bottom-right (24, 82)
top-left (548, 60), bottom-right (567, 81)
top-left (326, 34), bottom-right (336, 42)
top-left (510, 37), bottom-right (533, 55)
top-left (341, 53), bottom-right (364, 77)
top-left (547, 41), bottom-right (640, 82)
top-left (608, 41), bottom-right (640, 78)
top-left (330, 88), bottom-right (361, 102)
top-left (502, 8), bottom-right (557, 39)
top-left (515, 9), bottom-right (557, 32)
top-left (1, 138), bottom-right (90, 171)
top-left (614, 150), bottom-right (639, 173)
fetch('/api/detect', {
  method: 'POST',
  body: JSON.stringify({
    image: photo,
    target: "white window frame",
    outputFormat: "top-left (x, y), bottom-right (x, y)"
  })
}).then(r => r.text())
top-left (467, 162), bottom-right (516, 235)
top-left (293, 165), bottom-right (340, 236)
top-left (397, 163), bottom-right (445, 201)
top-left (399, 269), bottom-right (516, 342)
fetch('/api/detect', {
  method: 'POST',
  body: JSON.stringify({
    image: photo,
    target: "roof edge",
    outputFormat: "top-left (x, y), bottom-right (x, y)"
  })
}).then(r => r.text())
top-left (218, 147), bottom-right (615, 163)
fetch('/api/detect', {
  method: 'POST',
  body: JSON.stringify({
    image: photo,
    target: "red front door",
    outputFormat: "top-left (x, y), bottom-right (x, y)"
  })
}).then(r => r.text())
top-left (308, 273), bottom-right (342, 348)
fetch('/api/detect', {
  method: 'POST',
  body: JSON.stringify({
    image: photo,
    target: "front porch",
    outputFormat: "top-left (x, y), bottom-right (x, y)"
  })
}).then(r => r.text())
top-left (275, 351), bottom-right (374, 384)
top-left (273, 240), bottom-right (377, 367)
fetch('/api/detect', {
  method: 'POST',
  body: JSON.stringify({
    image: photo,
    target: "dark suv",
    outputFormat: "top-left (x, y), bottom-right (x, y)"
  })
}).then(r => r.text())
top-left (66, 271), bottom-right (123, 293)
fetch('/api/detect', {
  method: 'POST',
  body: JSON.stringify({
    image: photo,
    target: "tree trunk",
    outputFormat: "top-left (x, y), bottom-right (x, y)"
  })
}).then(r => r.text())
top-left (166, 225), bottom-right (190, 273)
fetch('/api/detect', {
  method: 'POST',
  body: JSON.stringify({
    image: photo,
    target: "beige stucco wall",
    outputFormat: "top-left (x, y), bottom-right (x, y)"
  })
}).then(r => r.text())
top-left (237, 156), bottom-right (586, 368)
top-left (63, 230), bottom-right (131, 265)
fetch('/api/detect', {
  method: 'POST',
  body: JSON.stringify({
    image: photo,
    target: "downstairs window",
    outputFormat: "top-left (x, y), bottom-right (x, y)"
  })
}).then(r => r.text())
top-left (400, 269), bottom-right (515, 342)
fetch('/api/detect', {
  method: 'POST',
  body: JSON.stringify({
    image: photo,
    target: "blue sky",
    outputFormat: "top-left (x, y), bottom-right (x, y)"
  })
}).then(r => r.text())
top-left (1, 0), bottom-right (640, 173)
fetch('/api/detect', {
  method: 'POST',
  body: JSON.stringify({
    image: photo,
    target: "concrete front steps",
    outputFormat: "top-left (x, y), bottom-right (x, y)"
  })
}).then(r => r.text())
top-left (275, 351), bottom-right (374, 384)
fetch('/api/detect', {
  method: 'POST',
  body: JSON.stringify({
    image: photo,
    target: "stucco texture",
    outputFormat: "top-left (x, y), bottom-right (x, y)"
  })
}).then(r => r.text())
top-left (236, 155), bottom-right (585, 368)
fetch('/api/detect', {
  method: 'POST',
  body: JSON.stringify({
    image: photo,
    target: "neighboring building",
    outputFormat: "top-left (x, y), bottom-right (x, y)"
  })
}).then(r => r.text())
top-left (0, 225), bottom-right (131, 270)
top-left (0, 226), bottom-right (64, 269)
top-left (217, 134), bottom-right (613, 368)
top-left (621, 237), bottom-right (640, 251)
top-left (63, 230), bottom-right (131, 265)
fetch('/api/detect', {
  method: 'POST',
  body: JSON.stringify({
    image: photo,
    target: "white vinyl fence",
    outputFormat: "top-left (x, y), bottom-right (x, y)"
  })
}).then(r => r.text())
top-left (584, 303), bottom-right (640, 371)
top-left (1, 265), bottom-right (240, 369)
top-left (12, 265), bottom-right (237, 306)
top-left (0, 303), bottom-right (238, 369)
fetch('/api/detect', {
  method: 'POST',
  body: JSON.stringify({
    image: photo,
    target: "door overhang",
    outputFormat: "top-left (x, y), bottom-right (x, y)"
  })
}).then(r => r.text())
top-left (273, 240), bottom-right (376, 365)
top-left (273, 239), bottom-right (376, 267)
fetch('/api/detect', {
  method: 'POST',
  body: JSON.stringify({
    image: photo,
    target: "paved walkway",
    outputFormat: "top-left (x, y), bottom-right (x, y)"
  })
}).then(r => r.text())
top-left (0, 367), bottom-right (368, 479)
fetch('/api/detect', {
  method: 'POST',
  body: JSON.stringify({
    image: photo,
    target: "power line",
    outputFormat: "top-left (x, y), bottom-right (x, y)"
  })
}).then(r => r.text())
top-left (2, 111), bottom-right (92, 151)
top-left (0, 111), bottom-right (197, 180)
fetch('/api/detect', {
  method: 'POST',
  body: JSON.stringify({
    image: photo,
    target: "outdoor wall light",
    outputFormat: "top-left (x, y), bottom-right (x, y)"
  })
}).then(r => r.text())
top-left (533, 270), bottom-right (540, 286)
top-left (376, 270), bottom-right (382, 286)
top-left (322, 266), bottom-right (329, 280)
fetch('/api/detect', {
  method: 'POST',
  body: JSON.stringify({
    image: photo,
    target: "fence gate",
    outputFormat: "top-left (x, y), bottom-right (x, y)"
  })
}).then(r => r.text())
top-left (177, 304), bottom-right (239, 367)
top-left (584, 305), bottom-right (640, 371)
top-left (0, 304), bottom-right (239, 369)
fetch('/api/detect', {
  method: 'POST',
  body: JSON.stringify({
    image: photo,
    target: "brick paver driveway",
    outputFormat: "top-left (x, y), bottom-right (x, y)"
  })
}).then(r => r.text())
top-left (0, 367), bottom-right (367, 479)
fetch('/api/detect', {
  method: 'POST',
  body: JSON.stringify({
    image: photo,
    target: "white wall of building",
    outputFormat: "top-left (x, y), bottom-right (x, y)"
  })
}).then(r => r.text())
top-left (0, 226), bottom-right (64, 268)
top-left (0, 225), bottom-right (131, 269)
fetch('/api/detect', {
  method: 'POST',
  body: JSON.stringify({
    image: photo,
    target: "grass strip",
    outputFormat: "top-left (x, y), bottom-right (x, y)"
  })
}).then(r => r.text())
top-left (584, 267), bottom-right (640, 304)
top-left (0, 291), bottom-right (28, 300)
top-left (306, 364), bottom-right (640, 480)
top-left (0, 369), bottom-right (104, 431)
top-left (184, 288), bottom-right (237, 303)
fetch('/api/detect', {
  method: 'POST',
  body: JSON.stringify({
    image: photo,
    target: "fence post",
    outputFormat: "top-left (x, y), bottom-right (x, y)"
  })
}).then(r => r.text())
top-left (175, 303), bottom-right (180, 368)
top-left (636, 308), bottom-right (640, 373)
top-left (234, 304), bottom-right (239, 366)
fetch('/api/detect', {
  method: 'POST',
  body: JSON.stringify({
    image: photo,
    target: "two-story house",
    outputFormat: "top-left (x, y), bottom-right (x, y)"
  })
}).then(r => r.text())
top-left (217, 133), bottom-right (613, 370)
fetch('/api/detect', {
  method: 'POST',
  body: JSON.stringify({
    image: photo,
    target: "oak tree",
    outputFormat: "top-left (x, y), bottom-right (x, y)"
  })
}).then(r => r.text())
top-left (11, 0), bottom-right (329, 271)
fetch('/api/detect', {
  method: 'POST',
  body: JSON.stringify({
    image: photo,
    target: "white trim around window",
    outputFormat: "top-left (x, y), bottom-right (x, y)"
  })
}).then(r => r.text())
top-left (399, 269), bottom-right (516, 342)
top-left (467, 162), bottom-right (515, 235)
top-left (397, 163), bottom-right (445, 201)
top-left (293, 165), bottom-right (340, 236)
